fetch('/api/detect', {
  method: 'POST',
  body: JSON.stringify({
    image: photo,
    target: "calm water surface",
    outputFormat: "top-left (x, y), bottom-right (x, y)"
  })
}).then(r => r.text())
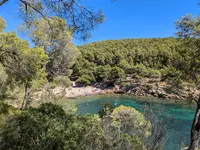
top-left (66, 94), bottom-right (196, 150)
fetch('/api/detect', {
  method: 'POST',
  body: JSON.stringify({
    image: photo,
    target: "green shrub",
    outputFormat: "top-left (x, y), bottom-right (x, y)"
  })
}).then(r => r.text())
top-left (95, 65), bottom-right (111, 82)
top-left (98, 102), bottom-right (114, 118)
top-left (129, 64), bottom-right (161, 78)
top-left (0, 102), bottom-right (21, 127)
top-left (49, 81), bottom-right (57, 89)
top-left (160, 67), bottom-right (182, 78)
top-left (112, 105), bottom-right (151, 138)
top-left (0, 64), bottom-right (8, 98)
top-left (120, 82), bottom-right (131, 88)
top-left (118, 59), bottom-right (131, 71)
top-left (0, 102), bottom-right (161, 150)
top-left (110, 66), bottom-right (125, 80)
top-left (53, 76), bottom-right (71, 87)
top-left (0, 103), bottom-right (103, 150)
top-left (76, 74), bottom-right (95, 85)
top-left (147, 68), bottom-right (161, 78)
top-left (130, 64), bottom-right (149, 77)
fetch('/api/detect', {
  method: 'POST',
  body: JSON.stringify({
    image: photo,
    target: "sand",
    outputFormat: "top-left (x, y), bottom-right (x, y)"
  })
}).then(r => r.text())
top-left (51, 86), bottom-right (115, 98)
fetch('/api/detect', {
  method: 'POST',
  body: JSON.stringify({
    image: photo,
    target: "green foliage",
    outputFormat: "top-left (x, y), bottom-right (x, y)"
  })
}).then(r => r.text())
top-left (129, 64), bottom-right (161, 78)
top-left (22, 17), bottom-right (79, 78)
top-left (0, 103), bottom-right (155, 150)
top-left (0, 18), bottom-right (48, 108)
top-left (110, 66), bottom-right (125, 80)
top-left (0, 64), bottom-right (8, 99)
top-left (0, 17), bottom-right (5, 32)
top-left (0, 103), bottom-right (103, 150)
top-left (53, 76), bottom-right (71, 88)
top-left (0, 102), bottom-right (21, 128)
top-left (76, 74), bottom-right (96, 85)
top-left (112, 105), bottom-right (151, 138)
top-left (95, 65), bottom-right (111, 82)
top-left (161, 67), bottom-right (182, 79)
top-left (72, 38), bottom-right (188, 84)
top-left (72, 37), bottom-right (200, 85)
top-left (18, 0), bottom-right (105, 40)
top-left (176, 13), bottom-right (200, 150)
top-left (148, 69), bottom-right (161, 78)
top-left (175, 16), bottom-right (200, 84)
top-left (0, 27), bottom-right (48, 87)
top-left (120, 82), bottom-right (131, 88)
top-left (0, 103), bottom-right (72, 150)
top-left (22, 46), bottom-right (48, 87)
top-left (98, 102), bottom-right (114, 118)
top-left (101, 105), bottom-right (152, 149)
top-left (118, 59), bottom-right (131, 71)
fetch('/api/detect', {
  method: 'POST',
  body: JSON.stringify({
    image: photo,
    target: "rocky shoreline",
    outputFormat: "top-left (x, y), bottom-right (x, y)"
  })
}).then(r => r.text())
top-left (32, 78), bottom-right (200, 105)
top-left (119, 78), bottom-right (200, 101)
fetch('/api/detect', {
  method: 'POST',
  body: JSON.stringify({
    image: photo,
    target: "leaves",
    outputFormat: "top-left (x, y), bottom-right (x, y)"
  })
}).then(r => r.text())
top-left (0, 103), bottom-right (154, 150)
top-left (0, 17), bottom-right (5, 32)
top-left (22, 17), bottom-right (79, 77)
top-left (18, 0), bottom-right (105, 40)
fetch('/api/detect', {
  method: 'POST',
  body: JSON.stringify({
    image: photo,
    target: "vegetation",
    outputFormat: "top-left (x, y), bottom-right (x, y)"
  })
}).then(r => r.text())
top-left (0, 102), bottom-right (165, 150)
top-left (0, 17), bottom-right (48, 109)
top-left (0, 0), bottom-right (105, 40)
top-left (72, 38), bottom-right (199, 86)
top-left (176, 14), bottom-right (200, 150)
top-left (53, 76), bottom-right (71, 88)
top-left (0, 0), bottom-right (200, 149)
top-left (21, 17), bottom-right (80, 80)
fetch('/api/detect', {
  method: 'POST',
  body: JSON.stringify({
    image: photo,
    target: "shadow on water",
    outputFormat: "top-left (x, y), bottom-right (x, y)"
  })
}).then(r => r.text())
top-left (64, 94), bottom-right (196, 150)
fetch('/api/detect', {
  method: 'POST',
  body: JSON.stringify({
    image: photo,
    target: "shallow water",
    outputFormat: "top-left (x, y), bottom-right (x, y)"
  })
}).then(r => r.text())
top-left (66, 94), bottom-right (196, 150)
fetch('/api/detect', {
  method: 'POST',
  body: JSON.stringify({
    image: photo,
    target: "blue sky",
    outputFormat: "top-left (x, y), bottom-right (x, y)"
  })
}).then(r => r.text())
top-left (0, 0), bottom-right (199, 45)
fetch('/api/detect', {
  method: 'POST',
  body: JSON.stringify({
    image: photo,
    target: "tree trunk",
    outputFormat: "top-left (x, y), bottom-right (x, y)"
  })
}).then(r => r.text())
top-left (20, 83), bottom-right (30, 110)
top-left (188, 96), bottom-right (200, 150)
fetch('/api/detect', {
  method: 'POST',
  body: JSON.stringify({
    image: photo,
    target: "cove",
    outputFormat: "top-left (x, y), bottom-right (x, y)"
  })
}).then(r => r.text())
top-left (67, 94), bottom-right (196, 150)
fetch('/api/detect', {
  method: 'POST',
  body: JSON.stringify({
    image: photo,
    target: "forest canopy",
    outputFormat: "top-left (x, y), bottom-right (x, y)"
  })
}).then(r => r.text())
top-left (72, 38), bottom-right (198, 85)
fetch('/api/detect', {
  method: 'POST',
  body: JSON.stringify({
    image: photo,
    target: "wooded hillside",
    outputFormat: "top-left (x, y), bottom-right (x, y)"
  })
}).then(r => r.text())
top-left (72, 38), bottom-right (195, 85)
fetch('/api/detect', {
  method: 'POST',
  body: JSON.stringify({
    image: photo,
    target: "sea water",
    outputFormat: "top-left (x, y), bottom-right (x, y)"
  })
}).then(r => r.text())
top-left (67, 94), bottom-right (196, 150)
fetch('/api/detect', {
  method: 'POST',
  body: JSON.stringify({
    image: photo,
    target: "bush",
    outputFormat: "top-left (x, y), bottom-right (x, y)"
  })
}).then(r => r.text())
top-left (0, 64), bottom-right (8, 98)
top-left (76, 74), bottom-right (96, 85)
top-left (53, 76), bottom-right (71, 87)
top-left (100, 105), bottom-right (152, 149)
top-left (0, 103), bottom-right (164, 150)
top-left (160, 67), bottom-right (181, 78)
top-left (0, 102), bottom-right (21, 128)
top-left (110, 66), bottom-right (125, 80)
top-left (98, 102), bottom-right (114, 118)
top-left (112, 105), bottom-right (151, 138)
top-left (130, 64), bottom-right (149, 76)
top-left (129, 64), bottom-right (161, 78)
top-left (118, 59), bottom-right (131, 71)
top-left (120, 82), bottom-right (131, 88)
top-left (95, 65), bottom-right (111, 82)
top-left (0, 103), bottom-right (103, 150)
top-left (147, 68), bottom-right (161, 78)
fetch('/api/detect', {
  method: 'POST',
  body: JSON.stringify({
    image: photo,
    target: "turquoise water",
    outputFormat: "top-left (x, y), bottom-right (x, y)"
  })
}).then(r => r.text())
top-left (68, 94), bottom-right (196, 150)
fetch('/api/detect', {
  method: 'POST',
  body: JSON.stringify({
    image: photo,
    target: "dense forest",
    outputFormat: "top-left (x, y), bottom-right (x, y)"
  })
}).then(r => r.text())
top-left (0, 0), bottom-right (200, 150)
top-left (72, 38), bottom-right (200, 86)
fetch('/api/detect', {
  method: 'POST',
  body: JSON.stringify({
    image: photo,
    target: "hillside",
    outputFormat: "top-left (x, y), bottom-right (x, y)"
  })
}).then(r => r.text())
top-left (71, 38), bottom-right (200, 100)
top-left (72, 38), bottom-right (185, 84)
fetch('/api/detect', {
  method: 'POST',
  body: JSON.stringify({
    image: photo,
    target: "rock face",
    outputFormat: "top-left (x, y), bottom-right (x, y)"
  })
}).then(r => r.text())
top-left (120, 78), bottom-right (200, 101)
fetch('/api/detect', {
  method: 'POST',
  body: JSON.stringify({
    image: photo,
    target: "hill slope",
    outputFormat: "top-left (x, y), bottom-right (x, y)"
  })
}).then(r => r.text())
top-left (72, 38), bottom-right (185, 85)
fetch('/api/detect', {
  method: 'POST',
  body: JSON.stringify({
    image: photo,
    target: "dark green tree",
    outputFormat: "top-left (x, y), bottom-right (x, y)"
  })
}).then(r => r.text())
top-left (0, 0), bottom-right (105, 40)
top-left (176, 14), bottom-right (200, 150)
top-left (0, 17), bottom-right (48, 109)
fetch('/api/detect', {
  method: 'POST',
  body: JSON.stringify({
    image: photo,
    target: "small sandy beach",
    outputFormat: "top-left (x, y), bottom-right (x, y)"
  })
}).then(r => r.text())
top-left (51, 86), bottom-right (118, 98)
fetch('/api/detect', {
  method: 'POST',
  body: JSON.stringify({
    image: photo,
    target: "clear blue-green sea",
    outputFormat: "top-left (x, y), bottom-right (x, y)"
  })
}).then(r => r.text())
top-left (67, 94), bottom-right (196, 150)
